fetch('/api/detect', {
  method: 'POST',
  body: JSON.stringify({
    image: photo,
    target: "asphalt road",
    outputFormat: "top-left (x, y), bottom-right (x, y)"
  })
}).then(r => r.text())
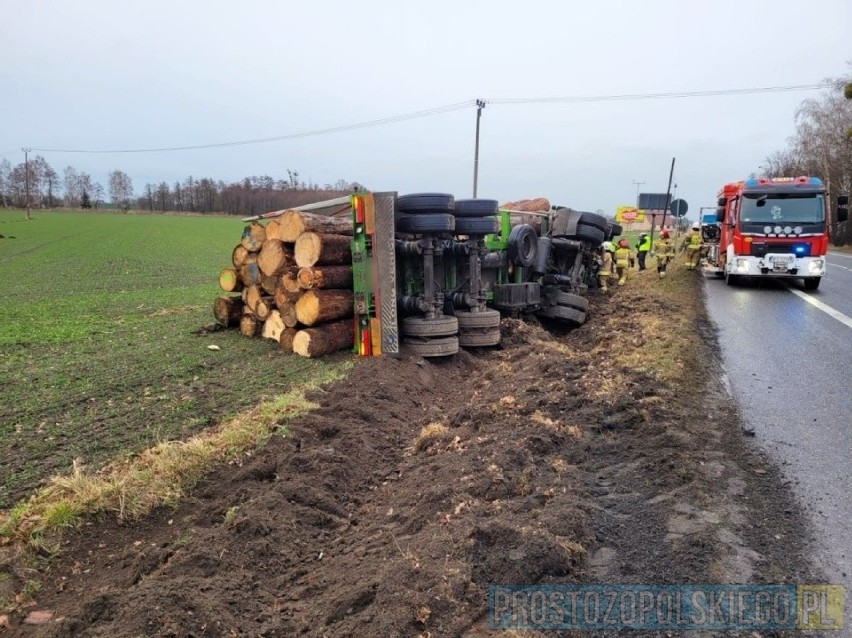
top-left (704, 251), bottom-right (852, 615)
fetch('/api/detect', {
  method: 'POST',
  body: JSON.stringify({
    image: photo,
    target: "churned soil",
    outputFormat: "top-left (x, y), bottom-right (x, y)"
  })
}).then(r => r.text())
top-left (4, 272), bottom-right (817, 637)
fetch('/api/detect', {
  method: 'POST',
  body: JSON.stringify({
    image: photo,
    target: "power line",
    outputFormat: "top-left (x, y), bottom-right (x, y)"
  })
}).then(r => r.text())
top-left (28, 100), bottom-right (475, 154)
top-left (23, 83), bottom-right (830, 155)
top-left (488, 83), bottom-right (829, 105)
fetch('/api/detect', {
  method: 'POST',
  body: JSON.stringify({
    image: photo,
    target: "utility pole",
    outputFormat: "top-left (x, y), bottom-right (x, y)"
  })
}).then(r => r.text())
top-left (473, 99), bottom-right (486, 197)
top-left (22, 148), bottom-right (32, 221)
top-left (632, 179), bottom-right (645, 203)
top-left (651, 157), bottom-right (676, 251)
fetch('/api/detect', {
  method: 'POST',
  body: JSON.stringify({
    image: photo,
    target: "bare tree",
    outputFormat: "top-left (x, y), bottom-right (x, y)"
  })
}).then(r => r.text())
top-left (64, 166), bottom-right (81, 207)
top-left (108, 170), bottom-right (134, 212)
top-left (0, 159), bottom-right (11, 208)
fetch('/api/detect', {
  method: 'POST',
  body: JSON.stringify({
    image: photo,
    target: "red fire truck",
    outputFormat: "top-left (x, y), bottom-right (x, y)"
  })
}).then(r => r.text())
top-left (703, 176), bottom-right (848, 289)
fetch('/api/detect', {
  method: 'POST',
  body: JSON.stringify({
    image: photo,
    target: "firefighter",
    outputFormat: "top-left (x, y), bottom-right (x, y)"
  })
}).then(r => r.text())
top-left (681, 222), bottom-right (704, 270)
top-left (598, 241), bottom-right (616, 291)
top-left (615, 238), bottom-right (631, 286)
top-left (635, 232), bottom-right (651, 271)
top-left (654, 228), bottom-right (675, 277)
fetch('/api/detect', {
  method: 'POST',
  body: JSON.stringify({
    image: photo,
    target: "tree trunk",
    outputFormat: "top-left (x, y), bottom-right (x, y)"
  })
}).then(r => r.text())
top-left (256, 296), bottom-right (275, 320)
top-left (218, 267), bottom-right (243, 292)
top-left (296, 265), bottom-right (353, 290)
top-left (258, 239), bottom-right (295, 276)
top-left (295, 289), bottom-right (353, 326)
top-left (213, 295), bottom-right (243, 327)
top-left (265, 219), bottom-right (281, 241)
top-left (244, 284), bottom-right (263, 313)
top-left (279, 301), bottom-right (299, 328)
top-left (261, 309), bottom-right (285, 341)
top-left (292, 320), bottom-right (354, 358)
top-left (261, 273), bottom-right (278, 295)
top-left (279, 210), bottom-right (354, 242)
top-left (294, 232), bottom-right (352, 267)
top-left (279, 327), bottom-right (298, 352)
top-left (239, 254), bottom-right (261, 287)
top-left (239, 314), bottom-right (261, 338)
top-left (241, 222), bottom-right (266, 252)
top-left (231, 244), bottom-right (249, 269)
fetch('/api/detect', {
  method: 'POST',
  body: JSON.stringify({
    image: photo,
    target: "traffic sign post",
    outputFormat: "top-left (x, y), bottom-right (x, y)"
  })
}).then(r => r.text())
top-left (670, 199), bottom-right (688, 217)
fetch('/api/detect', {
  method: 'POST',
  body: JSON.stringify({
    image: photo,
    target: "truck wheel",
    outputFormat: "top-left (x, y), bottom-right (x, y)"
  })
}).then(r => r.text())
top-left (454, 216), bottom-right (498, 235)
top-left (725, 271), bottom-right (739, 286)
top-left (803, 277), bottom-right (820, 291)
top-left (579, 211), bottom-right (609, 232)
top-left (607, 222), bottom-right (623, 239)
top-left (397, 193), bottom-right (455, 214)
top-left (453, 199), bottom-right (499, 217)
top-left (537, 305), bottom-right (586, 325)
top-left (507, 224), bottom-right (538, 268)
top-left (455, 309), bottom-right (501, 329)
top-left (548, 290), bottom-right (589, 312)
top-left (404, 336), bottom-right (459, 357)
top-left (402, 315), bottom-right (459, 337)
top-left (572, 222), bottom-right (605, 245)
top-left (397, 213), bottom-right (455, 234)
top-left (459, 328), bottom-right (501, 347)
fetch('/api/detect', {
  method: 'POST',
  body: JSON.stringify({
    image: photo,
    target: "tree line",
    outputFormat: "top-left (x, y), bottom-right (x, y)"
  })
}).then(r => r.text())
top-left (762, 70), bottom-right (852, 244)
top-left (0, 159), bottom-right (361, 216)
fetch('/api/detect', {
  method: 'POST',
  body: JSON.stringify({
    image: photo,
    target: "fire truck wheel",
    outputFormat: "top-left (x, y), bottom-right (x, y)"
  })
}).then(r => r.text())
top-left (455, 309), bottom-right (502, 329)
top-left (803, 277), bottom-right (820, 290)
top-left (579, 211), bottom-right (609, 232)
top-left (571, 222), bottom-right (605, 246)
top-left (507, 224), bottom-right (538, 268)
top-left (458, 328), bottom-right (502, 348)
top-left (549, 290), bottom-right (589, 312)
top-left (397, 193), bottom-right (455, 214)
top-left (397, 214), bottom-right (455, 234)
top-left (725, 271), bottom-right (739, 286)
top-left (404, 336), bottom-right (459, 357)
top-left (453, 216), bottom-right (499, 235)
top-left (402, 315), bottom-right (459, 337)
top-left (453, 198), bottom-right (499, 217)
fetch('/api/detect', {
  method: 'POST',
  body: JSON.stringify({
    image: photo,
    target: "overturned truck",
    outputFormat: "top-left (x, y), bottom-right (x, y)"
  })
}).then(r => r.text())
top-left (223, 192), bottom-right (621, 358)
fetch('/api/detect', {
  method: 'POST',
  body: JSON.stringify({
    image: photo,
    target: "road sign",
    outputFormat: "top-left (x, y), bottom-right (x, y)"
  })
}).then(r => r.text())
top-left (670, 199), bottom-right (688, 217)
top-left (615, 206), bottom-right (645, 223)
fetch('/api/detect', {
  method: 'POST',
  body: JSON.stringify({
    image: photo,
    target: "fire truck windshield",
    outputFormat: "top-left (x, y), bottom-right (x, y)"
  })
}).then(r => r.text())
top-left (740, 193), bottom-right (824, 224)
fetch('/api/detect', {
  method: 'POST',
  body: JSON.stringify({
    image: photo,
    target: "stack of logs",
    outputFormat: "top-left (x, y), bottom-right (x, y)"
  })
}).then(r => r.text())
top-left (213, 209), bottom-right (355, 358)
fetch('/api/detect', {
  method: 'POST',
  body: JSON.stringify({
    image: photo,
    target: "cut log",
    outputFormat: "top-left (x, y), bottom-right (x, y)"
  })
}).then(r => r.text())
top-left (279, 327), bottom-right (298, 352)
top-left (256, 296), bottom-right (275, 321)
top-left (258, 239), bottom-right (295, 277)
top-left (281, 270), bottom-right (302, 294)
top-left (265, 219), bottom-right (281, 241)
top-left (274, 282), bottom-right (301, 310)
top-left (297, 265), bottom-right (353, 290)
top-left (279, 301), bottom-right (299, 328)
top-left (218, 267), bottom-right (243, 292)
top-left (260, 273), bottom-right (278, 295)
top-left (295, 289), bottom-right (354, 326)
top-left (244, 285), bottom-right (263, 313)
top-left (232, 244), bottom-right (250, 269)
top-left (239, 254), bottom-right (261, 287)
top-left (278, 210), bottom-right (354, 242)
top-left (239, 314), bottom-right (261, 338)
top-left (294, 233), bottom-right (352, 268)
top-left (241, 222), bottom-right (266, 252)
top-left (213, 295), bottom-right (244, 327)
top-left (292, 320), bottom-right (355, 358)
top-left (261, 309), bottom-right (285, 341)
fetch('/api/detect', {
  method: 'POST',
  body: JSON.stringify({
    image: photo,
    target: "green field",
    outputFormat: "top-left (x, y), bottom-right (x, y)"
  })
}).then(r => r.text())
top-left (0, 210), bottom-right (342, 509)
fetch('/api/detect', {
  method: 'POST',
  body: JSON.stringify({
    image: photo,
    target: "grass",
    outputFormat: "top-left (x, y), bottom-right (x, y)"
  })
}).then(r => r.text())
top-left (0, 209), bottom-right (348, 509)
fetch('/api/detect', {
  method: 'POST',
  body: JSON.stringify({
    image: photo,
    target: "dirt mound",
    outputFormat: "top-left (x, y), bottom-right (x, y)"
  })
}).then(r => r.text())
top-left (5, 273), bottom-right (818, 637)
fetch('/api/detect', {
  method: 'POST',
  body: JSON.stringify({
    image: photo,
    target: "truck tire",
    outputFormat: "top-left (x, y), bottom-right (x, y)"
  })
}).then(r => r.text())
top-left (508, 224), bottom-right (538, 268)
top-left (537, 304), bottom-right (586, 325)
top-left (404, 336), bottom-right (459, 357)
top-left (459, 328), bottom-right (501, 347)
top-left (402, 315), bottom-right (459, 337)
top-left (398, 193), bottom-right (455, 214)
top-left (548, 290), bottom-right (589, 312)
top-left (453, 199), bottom-right (499, 217)
top-left (454, 216), bottom-right (498, 235)
top-left (579, 211), bottom-right (609, 232)
top-left (803, 277), bottom-right (820, 290)
top-left (455, 309), bottom-right (501, 329)
top-left (397, 213), bottom-right (455, 234)
top-left (607, 223), bottom-right (623, 240)
top-left (572, 222), bottom-right (605, 245)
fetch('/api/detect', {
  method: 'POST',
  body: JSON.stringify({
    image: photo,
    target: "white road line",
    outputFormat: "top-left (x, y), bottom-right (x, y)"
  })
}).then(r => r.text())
top-left (782, 283), bottom-right (852, 330)
top-left (828, 251), bottom-right (852, 259)
top-left (828, 263), bottom-right (852, 272)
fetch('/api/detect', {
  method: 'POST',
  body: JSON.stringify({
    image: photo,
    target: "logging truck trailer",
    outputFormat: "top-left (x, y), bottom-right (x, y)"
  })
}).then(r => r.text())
top-left (706, 177), bottom-right (849, 289)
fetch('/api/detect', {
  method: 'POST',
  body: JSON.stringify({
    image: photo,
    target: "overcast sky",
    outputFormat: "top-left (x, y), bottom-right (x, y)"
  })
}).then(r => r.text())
top-left (1, 0), bottom-right (849, 216)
